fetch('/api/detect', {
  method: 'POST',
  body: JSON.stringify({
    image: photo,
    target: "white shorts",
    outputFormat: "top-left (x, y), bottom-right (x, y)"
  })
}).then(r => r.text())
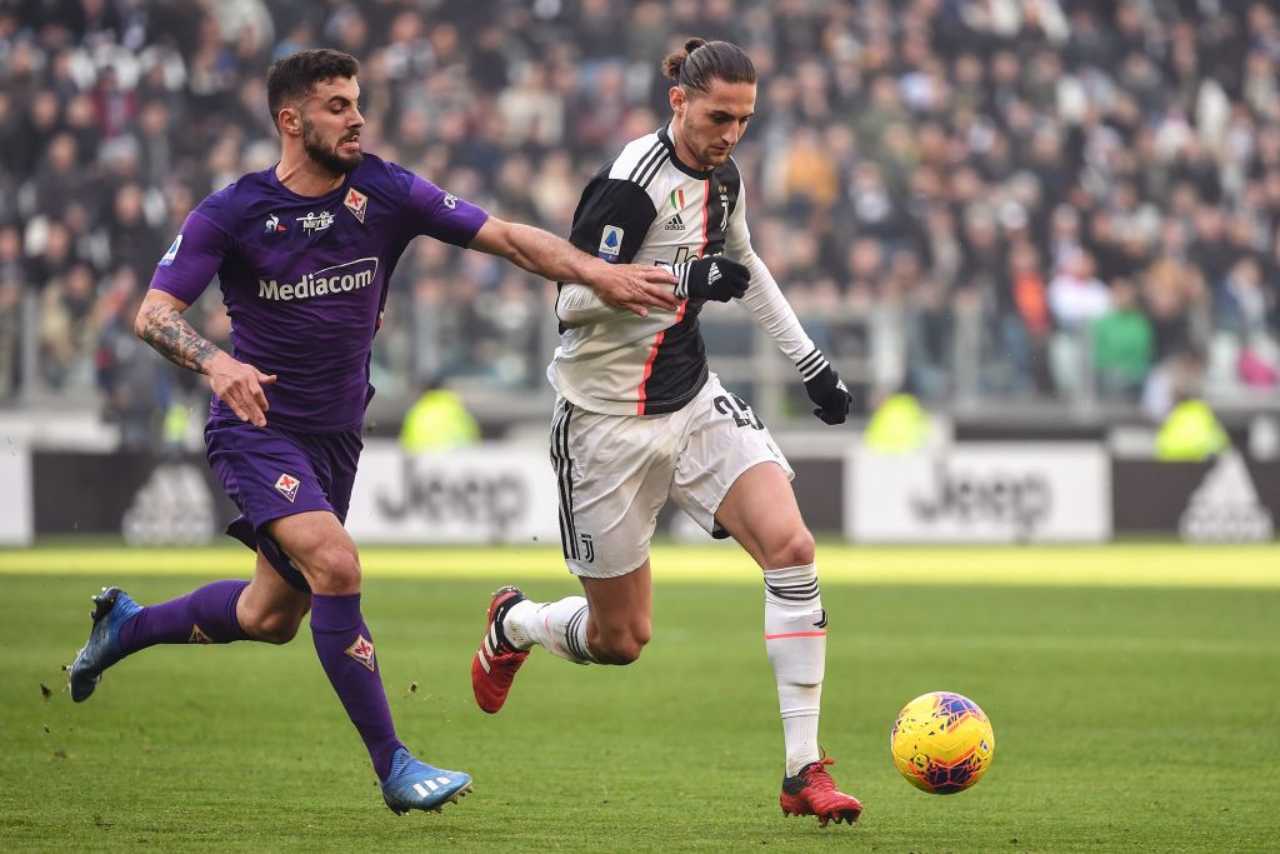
top-left (550, 373), bottom-right (794, 578)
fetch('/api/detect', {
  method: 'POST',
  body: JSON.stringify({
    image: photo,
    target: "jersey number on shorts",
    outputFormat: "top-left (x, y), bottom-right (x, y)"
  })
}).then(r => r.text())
top-left (714, 394), bottom-right (764, 430)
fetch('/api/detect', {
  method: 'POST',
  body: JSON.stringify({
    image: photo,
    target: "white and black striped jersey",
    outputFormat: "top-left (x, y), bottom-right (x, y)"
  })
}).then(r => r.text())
top-left (548, 124), bottom-right (828, 416)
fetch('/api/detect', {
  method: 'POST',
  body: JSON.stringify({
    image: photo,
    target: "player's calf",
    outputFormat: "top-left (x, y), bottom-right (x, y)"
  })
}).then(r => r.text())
top-left (238, 606), bottom-right (306, 644)
top-left (69, 580), bottom-right (254, 702)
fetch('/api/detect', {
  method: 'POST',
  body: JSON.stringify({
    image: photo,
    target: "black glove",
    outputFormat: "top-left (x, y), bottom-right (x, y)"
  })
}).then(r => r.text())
top-left (673, 256), bottom-right (749, 302)
top-left (799, 349), bottom-right (851, 425)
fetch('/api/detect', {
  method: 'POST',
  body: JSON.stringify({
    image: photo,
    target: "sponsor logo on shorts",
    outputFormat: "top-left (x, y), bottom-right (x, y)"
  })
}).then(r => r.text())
top-left (189, 624), bottom-right (213, 644)
top-left (274, 472), bottom-right (300, 503)
top-left (257, 257), bottom-right (378, 303)
top-left (344, 187), bottom-right (368, 223)
top-left (297, 210), bottom-right (334, 234)
top-left (346, 634), bottom-right (376, 671)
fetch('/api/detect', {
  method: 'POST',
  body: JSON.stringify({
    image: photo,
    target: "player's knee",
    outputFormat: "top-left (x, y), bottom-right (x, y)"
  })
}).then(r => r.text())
top-left (766, 526), bottom-right (815, 569)
top-left (307, 544), bottom-right (362, 593)
top-left (592, 624), bottom-right (649, 665)
top-left (598, 639), bottom-right (644, 665)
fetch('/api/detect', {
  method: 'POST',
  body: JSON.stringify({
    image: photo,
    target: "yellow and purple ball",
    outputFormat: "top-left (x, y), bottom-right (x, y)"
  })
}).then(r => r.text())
top-left (890, 691), bottom-right (995, 794)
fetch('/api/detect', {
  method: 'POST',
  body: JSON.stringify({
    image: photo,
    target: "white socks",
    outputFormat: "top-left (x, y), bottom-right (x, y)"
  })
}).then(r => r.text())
top-left (764, 563), bottom-right (826, 777)
top-left (503, 564), bottom-right (827, 777)
top-left (504, 596), bottom-right (594, 663)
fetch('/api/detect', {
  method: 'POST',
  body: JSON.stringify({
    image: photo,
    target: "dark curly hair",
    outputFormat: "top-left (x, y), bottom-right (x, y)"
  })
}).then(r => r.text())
top-left (266, 48), bottom-right (360, 130)
top-left (661, 38), bottom-right (756, 93)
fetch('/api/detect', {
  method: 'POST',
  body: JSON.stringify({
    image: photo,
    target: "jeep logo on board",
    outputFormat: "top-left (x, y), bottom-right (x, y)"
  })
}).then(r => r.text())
top-left (909, 460), bottom-right (1052, 537)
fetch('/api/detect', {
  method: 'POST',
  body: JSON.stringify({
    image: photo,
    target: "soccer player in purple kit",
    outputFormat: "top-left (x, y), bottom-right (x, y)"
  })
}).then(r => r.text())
top-left (66, 48), bottom-right (677, 815)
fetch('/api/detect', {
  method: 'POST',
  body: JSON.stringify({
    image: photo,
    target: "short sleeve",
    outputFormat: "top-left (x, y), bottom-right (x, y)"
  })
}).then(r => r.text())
top-left (391, 162), bottom-right (489, 247)
top-left (567, 177), bottom-right (657, 264)
top-left (149, 209), bottom-right (232, 305)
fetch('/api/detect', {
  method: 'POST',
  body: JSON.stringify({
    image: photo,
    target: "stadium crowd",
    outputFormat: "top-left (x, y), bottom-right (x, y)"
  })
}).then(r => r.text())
top-left (2, 0), bottom-right (1278, 441)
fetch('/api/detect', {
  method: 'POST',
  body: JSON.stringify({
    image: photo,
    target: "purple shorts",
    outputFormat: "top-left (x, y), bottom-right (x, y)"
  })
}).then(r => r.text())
top-left (205, 417), bottom-right (362, 592)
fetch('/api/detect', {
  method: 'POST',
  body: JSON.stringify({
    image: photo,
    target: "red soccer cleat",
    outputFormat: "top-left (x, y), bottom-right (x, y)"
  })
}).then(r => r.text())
top-left (779, 757), bottom-right (863, 827)
top-left (471, 586), bottom-right (529, 714)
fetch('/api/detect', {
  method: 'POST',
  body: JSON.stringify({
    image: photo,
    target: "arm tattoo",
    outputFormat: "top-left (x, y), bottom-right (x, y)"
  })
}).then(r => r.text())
top-left (137, 301), bottom-right (220, 374)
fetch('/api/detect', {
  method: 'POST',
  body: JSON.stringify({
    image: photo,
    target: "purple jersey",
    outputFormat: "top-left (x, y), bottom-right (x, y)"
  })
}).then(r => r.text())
top-left (150, 154), bottom-right (488, 432)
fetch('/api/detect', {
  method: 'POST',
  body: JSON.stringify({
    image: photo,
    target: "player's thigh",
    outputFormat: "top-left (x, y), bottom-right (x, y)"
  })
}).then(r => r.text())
top-left (266, 510), bottom-right (362, 594)
top-left (236, 549), bottom-right (311, 641)
top-left (580, 559), bottom-right (653, 644)
top-left (206, 417), bottom-right (346, 593)
top-left (552, 399), bottom-right (674, 579)
top-left (714, 461), bottom-right (810, 570)
top-left (206, 417), bottom-right (341, 534)
top-left (670, 378), bottom-right (799, 561)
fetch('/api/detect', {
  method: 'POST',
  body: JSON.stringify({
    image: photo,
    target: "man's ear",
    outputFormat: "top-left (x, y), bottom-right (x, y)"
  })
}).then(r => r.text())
top-left (278, 105), bottom-right (301, 137)
top-left (669, 85), bottom-right (686, 116)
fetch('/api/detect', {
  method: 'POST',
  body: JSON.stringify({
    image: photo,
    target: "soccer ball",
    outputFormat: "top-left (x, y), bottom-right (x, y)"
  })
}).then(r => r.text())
top-left (890, 691), bottom-right (995, 794)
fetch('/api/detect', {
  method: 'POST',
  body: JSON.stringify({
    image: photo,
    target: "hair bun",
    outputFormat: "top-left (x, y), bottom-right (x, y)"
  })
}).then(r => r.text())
top-left (661, 37), bottom-right (755, 89)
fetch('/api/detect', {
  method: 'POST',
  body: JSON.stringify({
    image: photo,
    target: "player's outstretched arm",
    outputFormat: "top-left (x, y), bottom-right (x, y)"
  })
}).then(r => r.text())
top-left (722, 189), bottom-right (851, 424)
top-left (468, 216), bottom-right (679, 317)
top-left (134, 289), bottom-right (277, 427)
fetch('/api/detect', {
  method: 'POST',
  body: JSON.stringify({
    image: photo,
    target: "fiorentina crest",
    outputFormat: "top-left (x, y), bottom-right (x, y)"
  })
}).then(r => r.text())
top-left (274, 473), bottom-right (300, 503)
top-left (345, 634), bottom-right (377, 671)
top-left (344, 187), bottom-right (368, 223)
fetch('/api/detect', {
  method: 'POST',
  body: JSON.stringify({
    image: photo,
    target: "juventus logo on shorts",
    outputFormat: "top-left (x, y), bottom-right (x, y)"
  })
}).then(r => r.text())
top-left (579, 533), bottom-right (595, 563)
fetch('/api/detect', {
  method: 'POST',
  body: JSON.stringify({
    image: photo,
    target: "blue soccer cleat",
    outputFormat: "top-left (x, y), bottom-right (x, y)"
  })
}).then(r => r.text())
top-left (381, 747), bottom-right (473, 815)
top-left (68, 586), bottom-right (141, 703)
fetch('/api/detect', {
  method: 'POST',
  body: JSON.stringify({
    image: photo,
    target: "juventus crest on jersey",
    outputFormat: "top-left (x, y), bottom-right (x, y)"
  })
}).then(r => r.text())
top-left (550, 125), bottom-right (747, 416)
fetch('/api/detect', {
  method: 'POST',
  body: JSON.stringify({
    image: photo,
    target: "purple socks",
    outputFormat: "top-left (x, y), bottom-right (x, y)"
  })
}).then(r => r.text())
top-left (309, 593), bottom-right (405, 781)
top-left (113, 583), bottom-right (403, 782)
top-left (117, 580), bottom-right (250, 652)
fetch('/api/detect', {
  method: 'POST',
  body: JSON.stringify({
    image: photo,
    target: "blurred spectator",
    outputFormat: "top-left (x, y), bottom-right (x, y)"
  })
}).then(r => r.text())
top-left (1091, 278), bottom-right (1153, 401)
top-left (399, 380), bottom-right (481, 454)
top-left (38, 261), bottom-right (99, 389)
top-left (96, 277), bottom-right (171, 450)
top-left (0, 224), bottom-right (21, 399)
top-left (1049, 250), bottom-right (1110, 332)
top-left (0, 0), bottom-right (1278, 422)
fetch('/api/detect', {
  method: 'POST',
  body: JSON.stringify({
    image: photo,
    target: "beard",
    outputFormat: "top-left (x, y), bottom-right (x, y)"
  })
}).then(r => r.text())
top-left (679, 117), bottom-right (730, 168)
top-left (302, 119), bottom-right (362, 175)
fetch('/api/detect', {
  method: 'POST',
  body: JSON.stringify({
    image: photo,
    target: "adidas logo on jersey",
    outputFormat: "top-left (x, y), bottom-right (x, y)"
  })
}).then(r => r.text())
top-left (664, 213), bottom-right (686, 231)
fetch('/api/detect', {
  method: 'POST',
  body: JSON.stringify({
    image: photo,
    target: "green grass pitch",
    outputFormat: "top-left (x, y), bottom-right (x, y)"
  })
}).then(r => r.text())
top-left (2, 543), bottom-right (1277, 852)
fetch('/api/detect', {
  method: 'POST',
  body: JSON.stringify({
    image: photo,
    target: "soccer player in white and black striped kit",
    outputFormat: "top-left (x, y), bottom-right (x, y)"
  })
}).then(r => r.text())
top-left (471, 39), bottom-right (862, 826)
